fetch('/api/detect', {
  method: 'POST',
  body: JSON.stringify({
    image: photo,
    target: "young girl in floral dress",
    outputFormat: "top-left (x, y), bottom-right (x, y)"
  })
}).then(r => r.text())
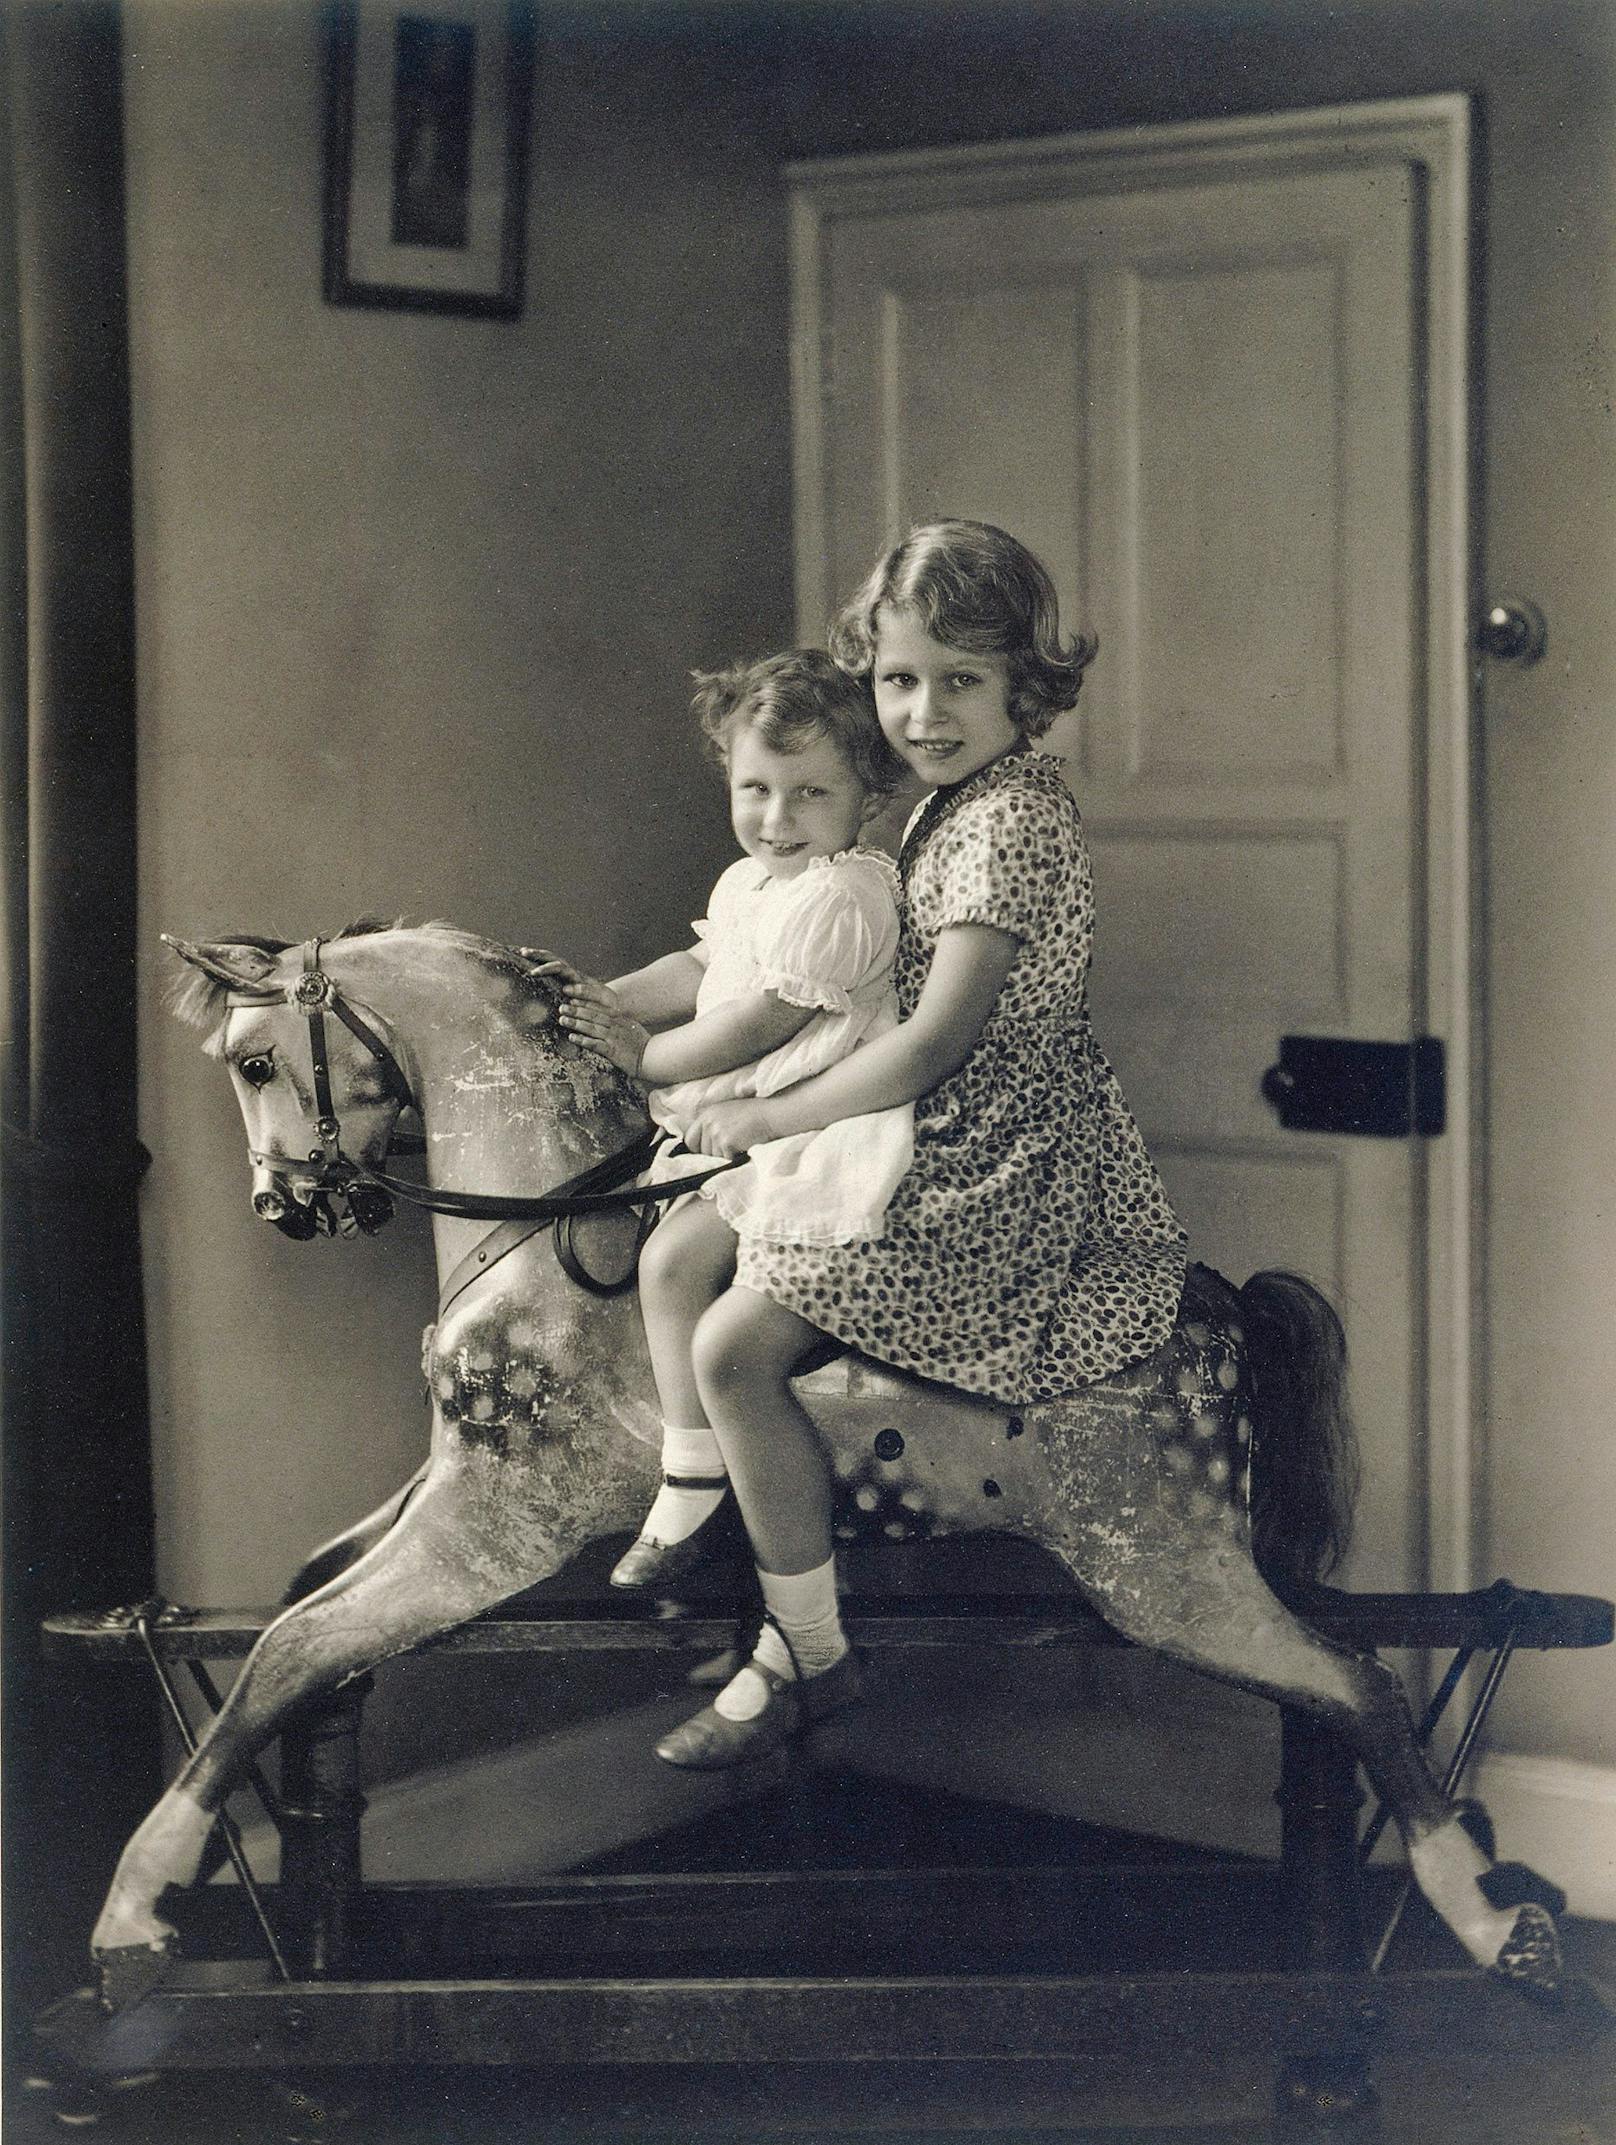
top-left (641, 520), bottom-right (1187, 1768)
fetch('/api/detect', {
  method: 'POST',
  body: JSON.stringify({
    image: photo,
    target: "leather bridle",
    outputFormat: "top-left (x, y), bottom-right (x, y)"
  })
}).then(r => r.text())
top-left (230, 936), bottom-right (737, 1297)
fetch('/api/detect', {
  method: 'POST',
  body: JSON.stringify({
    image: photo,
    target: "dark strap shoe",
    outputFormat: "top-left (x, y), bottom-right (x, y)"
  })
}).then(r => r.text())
top-left (608, 1476), bottom-right (744, 1590)
top-left (654, 1646), bottom-right (863, 1771)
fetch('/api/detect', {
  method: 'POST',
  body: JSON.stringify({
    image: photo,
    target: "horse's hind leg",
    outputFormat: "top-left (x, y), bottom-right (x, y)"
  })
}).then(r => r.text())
top-left (1031, 1396), bottom-right (1552, 1985)
top-left (90, 1456), bottom-right (583, 1988)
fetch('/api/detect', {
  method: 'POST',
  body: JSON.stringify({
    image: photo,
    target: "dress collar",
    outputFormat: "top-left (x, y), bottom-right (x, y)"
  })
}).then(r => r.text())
top-left (899, 748), bottom-right (1062, 876)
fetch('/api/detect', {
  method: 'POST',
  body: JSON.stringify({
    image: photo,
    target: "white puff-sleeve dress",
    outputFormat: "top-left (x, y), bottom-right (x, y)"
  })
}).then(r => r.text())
top-left (647, 848), bottom-right (913, 1244)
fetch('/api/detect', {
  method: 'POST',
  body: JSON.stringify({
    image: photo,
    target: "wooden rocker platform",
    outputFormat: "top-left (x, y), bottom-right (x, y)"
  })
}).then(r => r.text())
top-left (35, 1574), bottom-right (1614, 2126)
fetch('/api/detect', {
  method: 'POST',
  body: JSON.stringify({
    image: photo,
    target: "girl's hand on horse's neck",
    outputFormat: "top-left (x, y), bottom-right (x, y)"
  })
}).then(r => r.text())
top-left (562, 985), bottom-right (815, 1087)
top-left (532, 946), bottom-right (708, 1033)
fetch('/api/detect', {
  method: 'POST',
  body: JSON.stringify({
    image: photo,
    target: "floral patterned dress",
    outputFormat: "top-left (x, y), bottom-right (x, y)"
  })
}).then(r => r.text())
top-left (734, 750), bottom-right (1187, 1400)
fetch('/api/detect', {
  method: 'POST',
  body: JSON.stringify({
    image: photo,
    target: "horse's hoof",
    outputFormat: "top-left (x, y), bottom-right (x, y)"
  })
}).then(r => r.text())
top-left (1488, 1903), bottom-right (1565, 2008)
top-left (93, 1935), bottom-right (178, 2015)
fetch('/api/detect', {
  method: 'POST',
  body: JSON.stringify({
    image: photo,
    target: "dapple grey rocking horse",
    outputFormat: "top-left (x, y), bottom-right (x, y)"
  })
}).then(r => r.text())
top-left (87, 919), bottom-right (1563, 2008)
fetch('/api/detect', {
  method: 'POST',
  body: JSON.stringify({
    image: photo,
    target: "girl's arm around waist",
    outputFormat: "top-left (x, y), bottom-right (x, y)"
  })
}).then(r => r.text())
top-left (681, 923), bottom-right (1020, 1152)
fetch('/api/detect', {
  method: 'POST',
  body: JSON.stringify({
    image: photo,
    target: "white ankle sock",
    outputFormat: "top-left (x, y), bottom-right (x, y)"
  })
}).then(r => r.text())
top-left (714, 1557), bottom-right (847, 1721)
top-left (637, 1423), bottom-right (726, 1547)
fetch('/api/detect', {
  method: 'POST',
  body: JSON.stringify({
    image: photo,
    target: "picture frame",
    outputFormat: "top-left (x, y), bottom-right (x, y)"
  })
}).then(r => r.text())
top-left (322, 0), bottom-right (535, 319)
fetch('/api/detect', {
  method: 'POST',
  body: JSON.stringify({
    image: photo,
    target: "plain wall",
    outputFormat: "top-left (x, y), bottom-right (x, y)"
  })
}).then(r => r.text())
top-left (126, 0), bottom-right (1613, 1793)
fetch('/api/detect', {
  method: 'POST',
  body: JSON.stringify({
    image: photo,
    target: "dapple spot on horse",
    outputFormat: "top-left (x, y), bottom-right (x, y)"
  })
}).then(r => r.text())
top-left (81, 921), bottom-right (1564, 2007)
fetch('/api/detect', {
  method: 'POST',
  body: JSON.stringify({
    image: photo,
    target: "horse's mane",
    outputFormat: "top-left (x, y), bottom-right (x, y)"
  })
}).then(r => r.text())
top-left (169, 916), bottom-right (541, 1056)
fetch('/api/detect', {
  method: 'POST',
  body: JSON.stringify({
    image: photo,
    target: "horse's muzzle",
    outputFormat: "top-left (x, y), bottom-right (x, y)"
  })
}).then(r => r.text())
top-left (252, 1164), bottom-right (328, 1237)
top-left (251, 1161), bottom-right (393, 1239)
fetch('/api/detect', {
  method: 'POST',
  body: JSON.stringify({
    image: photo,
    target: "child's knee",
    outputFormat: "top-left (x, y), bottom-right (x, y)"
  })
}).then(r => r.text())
top-left (691, 1289), bottom-right (788, 1401)
top-left (638, 1215), bottom-right (690, 1306)
top-left (640, 1202), bottom-right (730, 1312)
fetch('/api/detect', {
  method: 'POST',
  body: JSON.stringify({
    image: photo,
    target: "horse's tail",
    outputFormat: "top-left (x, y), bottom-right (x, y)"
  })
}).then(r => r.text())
top-left (1238, 1269), bottom-right (1360, 1591)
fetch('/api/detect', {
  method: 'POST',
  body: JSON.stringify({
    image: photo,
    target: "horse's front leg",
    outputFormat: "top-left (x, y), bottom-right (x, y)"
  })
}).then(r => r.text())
top-left (89, 1446), bottom-right (594, 1995)
top-left (280, 1461), bottom-right (432, 1604)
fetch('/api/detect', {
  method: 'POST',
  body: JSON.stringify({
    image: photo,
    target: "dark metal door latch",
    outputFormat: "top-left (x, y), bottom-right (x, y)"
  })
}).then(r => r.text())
top-left (1260, 1036), bottom-right (1446, 1138)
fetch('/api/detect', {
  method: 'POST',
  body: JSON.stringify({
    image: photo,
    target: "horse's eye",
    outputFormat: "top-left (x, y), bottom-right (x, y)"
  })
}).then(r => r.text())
top-left (238, 1053), bottom-right (275, 1089)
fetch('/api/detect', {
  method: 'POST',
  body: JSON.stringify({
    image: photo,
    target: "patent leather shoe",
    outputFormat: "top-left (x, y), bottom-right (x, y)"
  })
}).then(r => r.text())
top-left (609, 1477), bottom-right (743, 1590)
top-left (654, 1648), bottom-right (864, 1771)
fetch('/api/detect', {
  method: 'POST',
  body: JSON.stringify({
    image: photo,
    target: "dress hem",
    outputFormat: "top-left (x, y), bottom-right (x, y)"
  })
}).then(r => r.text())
top-left (737, 1264), bottom-right (1188, 1407)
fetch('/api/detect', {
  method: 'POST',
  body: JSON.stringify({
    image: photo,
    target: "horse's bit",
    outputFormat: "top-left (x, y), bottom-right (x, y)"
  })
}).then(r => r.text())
top-left (230, 937), bottom-right (735, 1295)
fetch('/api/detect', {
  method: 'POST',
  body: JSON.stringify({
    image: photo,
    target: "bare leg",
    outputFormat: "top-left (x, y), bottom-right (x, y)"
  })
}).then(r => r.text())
top-left (607, 1200), bottom-right (743, 1580)
top-left (692, 1284), bottom-right (833, 1576)
top-left (639, 1197), bottom-right (740, 1425)
top-left (655, 1285), bottom-right (858, 1768)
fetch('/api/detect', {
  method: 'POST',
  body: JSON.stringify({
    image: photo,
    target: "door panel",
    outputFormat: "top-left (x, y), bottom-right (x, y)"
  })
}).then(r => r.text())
top-left (792, 112), bottom-right (1472, 1595)
top-left (1129, 258), bottom-right (1343, 779)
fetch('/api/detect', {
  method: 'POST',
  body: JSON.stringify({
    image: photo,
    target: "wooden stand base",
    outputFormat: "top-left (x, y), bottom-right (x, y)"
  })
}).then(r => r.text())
top-left (34, 1580), bottom-right (1612, 2126)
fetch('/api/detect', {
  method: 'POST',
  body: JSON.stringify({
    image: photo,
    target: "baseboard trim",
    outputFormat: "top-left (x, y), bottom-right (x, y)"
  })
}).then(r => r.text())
top-left (1470, 1750), bottom-right (1616, 1923)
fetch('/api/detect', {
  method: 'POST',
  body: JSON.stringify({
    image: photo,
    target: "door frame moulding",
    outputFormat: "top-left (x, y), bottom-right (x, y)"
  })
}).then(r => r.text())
top-left (786, 95), bottom-right (1480, 1595)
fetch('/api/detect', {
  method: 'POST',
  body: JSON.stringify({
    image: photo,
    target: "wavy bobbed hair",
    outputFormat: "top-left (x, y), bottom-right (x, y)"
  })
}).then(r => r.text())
top-left (828, 520), bottom-right (1098, 738)
top-left (692, 647), bottom-right (906, 797)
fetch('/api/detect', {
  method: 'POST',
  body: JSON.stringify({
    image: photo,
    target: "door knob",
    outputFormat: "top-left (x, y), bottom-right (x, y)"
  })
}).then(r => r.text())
top-left (1477, 597), bottom-right (1547, 666)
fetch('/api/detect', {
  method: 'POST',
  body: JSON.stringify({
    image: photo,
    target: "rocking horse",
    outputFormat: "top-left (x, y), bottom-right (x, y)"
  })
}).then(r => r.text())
top-left (82, 917), bottom-right (1569, 2028)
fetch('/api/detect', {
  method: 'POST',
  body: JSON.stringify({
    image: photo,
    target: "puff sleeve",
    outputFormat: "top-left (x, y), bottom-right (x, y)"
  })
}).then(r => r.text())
top-left (930, 780), bottom-right (1083, 946)
top-left (752, 854), bottom-right (901, 1014)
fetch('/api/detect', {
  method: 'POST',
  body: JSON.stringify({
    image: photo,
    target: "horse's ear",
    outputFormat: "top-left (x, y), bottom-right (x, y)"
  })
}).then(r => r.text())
top-left (161, 935), bottom-right (281, 995)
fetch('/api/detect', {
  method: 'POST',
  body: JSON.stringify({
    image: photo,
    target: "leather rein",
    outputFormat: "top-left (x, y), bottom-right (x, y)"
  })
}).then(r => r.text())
top-left (231, 937), bottom-right (738, 1299)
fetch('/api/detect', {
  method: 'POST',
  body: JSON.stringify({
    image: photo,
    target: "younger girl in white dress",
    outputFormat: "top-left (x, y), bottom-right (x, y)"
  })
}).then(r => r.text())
top-left (544, 649), bottom-right (912, 1587)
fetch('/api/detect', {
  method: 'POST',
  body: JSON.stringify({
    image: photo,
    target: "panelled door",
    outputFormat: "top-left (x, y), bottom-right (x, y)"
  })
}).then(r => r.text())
top-left (790, 101), bottom-right (1475, 1591)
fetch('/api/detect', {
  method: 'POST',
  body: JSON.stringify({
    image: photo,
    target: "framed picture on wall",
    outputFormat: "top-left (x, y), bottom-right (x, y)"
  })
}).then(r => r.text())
top-left (322, 0), bottom-right (535, 318)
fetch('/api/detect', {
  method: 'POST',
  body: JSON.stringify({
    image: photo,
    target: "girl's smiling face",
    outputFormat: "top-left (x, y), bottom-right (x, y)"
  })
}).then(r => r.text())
top-left (727, 723), bottom-right (872, 881)
top-left (870, 605), bottom-right (1020, 789)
